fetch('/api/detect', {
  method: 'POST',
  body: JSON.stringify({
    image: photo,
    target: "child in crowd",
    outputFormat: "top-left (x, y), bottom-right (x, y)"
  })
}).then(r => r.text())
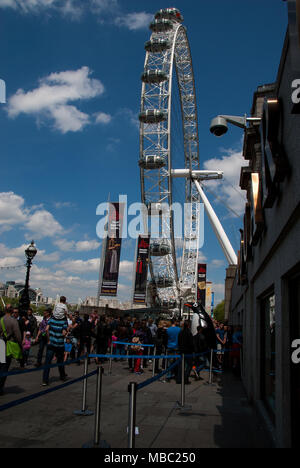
top-left (131, 336), bottom-right (144, 375)
top-left (112, 330), bottom-right (118, 359)
top-left (23, 332), bottom-right (32, 366)
top-left (64, 337), bottom-right (73, 362)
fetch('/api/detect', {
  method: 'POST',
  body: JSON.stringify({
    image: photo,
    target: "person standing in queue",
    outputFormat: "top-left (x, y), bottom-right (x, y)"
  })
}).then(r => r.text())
top-left (42, 301), bottom-right (69, 387)
top-left (0, 306), bottom-right (23, 396)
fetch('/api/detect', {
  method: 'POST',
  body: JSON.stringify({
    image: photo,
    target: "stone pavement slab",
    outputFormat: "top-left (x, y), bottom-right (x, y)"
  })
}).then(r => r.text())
top-left (0, 357), bottom-right (273, 448)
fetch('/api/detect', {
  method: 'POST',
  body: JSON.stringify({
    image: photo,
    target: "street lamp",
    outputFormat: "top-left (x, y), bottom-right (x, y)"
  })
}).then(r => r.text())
top-left (19, 241), bottom-right (37, 318)
top-left (210, 114), bottom-right (261, 137)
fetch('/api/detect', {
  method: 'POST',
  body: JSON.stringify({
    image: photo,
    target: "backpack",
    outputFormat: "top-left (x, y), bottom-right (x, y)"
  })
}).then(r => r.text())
top-left (0, 318), bottom-right (23, 360)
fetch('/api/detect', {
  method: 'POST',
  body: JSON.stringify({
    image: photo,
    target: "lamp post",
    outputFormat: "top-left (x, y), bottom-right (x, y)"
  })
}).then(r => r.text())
top-left (19, 241), bottom-right (37, 318)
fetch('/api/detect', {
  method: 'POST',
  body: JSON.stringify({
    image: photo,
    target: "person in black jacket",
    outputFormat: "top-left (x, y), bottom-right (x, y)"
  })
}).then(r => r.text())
top-left (177, 321), bottom-right (194, 384)
top-left (77, 315), bottom-right (95, 363)
top-left (95, 317), bottom-right (112, 364)
top-left (193, 326), bottom-right (209, 376)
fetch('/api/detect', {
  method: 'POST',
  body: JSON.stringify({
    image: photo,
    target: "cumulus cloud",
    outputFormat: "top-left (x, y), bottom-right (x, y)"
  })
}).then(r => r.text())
top-left (54, 238), bottom-right (100, 252)
top-left (95, 112), bottom-right (112, 125)
top-left (115, 12), bottom-right (153, 31)
top-left (0, 0), bottom-right (83, 18)
top-left (211, 259), bottom-right (225, 269)
top-left (0, 192), bottom-right (27, 232)
top-left (25, 210), bottom-right (64, 239)
top-left (60, 258), bottom-right (100, 273)
top-left (0, 191), bottom-right (65, 239)
top-left (7, 67), bottom-right (107, 133)
top-left (0, 243), bottom-right (60, 266)
top-left (0, 0), bottom-right (152, 31)
top-left (203, 146), bottom-right (247, 218)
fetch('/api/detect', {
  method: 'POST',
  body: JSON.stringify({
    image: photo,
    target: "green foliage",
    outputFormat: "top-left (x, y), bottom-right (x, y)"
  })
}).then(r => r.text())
top-left (0, 296), bottom-right (19, 310)
top-left (213, 300), bottom-right (225, 322)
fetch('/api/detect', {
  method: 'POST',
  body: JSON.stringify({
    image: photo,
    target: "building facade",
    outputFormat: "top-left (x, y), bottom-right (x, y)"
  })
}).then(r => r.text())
top-left (228, 14), bottom-right (300, 448)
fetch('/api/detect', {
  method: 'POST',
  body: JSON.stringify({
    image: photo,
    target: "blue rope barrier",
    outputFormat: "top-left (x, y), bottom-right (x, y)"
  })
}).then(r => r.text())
top-left (89, 354), bottom-right (181, 360)
top-left (0, 370), bottom-right (98, 413)
top-left (137, 359), bottom-right (182, 391)
top-left (0, 355), bottom-right (87, 379)
top-left (114, 341), bottom-right (155, 348)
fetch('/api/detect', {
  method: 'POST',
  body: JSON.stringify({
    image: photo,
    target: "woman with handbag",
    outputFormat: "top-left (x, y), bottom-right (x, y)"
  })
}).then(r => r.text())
top-left (0, 306), bottom-right (23, 396)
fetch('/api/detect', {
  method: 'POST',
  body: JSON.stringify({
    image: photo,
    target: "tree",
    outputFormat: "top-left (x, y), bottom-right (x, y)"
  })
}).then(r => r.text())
top-left (213, 300), bottom-right (225, 322)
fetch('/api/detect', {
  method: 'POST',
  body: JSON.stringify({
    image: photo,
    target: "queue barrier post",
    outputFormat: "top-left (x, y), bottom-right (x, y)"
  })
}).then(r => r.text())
top-left (74, 355), bottom-right (94, 416)
top-left (83, 366), bottom-right (110, 449)
top-left (108, 343), bottom-right (113, 375)
top-left (209, 349), bottom-right (214, 385)
top-left (94, 366), bottom-right (104, 446)
top-left (152, 346), bottom-right (156, 378)
top-left (181, 354), bottom-right (185, 407)
top-left (128, 382), bottom-right (138, 449)
top-left (175, 355), bottom-right (192, 411)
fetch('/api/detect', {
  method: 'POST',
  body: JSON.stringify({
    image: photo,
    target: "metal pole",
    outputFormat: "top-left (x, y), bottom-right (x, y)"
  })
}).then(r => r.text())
top-left (74, 355), bottom-right (93, 416)
top-left (94, 367), bottom-right (104, 447)
top-left (108, 342), bottom-right (113, 375)
top-left (152, 346), bottom-right (156, 378)
top-left (128, 382), bottom-right (137, 449)
top-left (82, 356), bottom-right (88, 412)
top-left (193, 179), bottom-right (237, 265)
top-left (209, 349), bottom-right (213, 384)
top-left (181, 355), bottom-right (185, 407)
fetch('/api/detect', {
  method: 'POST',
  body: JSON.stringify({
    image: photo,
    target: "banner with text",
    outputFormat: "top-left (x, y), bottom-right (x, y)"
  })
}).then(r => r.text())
top-left (100, 203), bottom-right (125, 297)
top-left (133, 235), bottom-right (150, 304)
top-left (197, 264), bottom-right (207, 308)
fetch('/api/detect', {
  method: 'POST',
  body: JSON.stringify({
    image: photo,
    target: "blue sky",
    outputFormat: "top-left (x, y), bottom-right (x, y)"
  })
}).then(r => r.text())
top-left (0, 0), bottom-right (288, 304)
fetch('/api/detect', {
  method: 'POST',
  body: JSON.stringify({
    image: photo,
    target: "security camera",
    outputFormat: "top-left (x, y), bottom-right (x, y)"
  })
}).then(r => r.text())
top-left (210, 116), bottom-right (228, 137)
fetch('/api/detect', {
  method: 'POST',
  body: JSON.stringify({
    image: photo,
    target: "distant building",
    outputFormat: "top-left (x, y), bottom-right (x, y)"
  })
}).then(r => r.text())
top-left (0, 281), bottom-right (54, 307)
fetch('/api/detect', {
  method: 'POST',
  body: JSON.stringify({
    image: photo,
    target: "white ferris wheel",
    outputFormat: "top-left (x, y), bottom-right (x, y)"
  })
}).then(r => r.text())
top-left (139, 8), bottom-right (237, 312)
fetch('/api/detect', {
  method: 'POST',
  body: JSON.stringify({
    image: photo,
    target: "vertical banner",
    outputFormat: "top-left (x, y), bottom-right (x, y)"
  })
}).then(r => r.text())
top-left (133, 235), bottom-right (150, 304)
top-left (197, 264), bottom-right (207, 307)
top-left (211, 292), bottom-right (215, 318)
top-left (206, 282), bottom-right (212, 314)
top-left (100, 203), bottom-right (125, 297)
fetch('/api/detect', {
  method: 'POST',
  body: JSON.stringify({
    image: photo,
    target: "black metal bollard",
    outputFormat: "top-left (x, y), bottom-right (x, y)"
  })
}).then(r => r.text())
top-left (128, 382), bottom-right (138, 449)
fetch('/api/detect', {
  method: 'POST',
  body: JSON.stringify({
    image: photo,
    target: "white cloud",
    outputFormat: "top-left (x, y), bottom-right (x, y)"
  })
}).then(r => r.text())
top-left (198, 251), bottom-right (207, 263)
top-left (90, 0), bottom-right (118, 14)
top-left (211, 259), bottom-right (225, 269)
top-left (60, 258), bottom-right (100, 273)
top-left (25, 210), bottom-right (64, 239)
top-left (115, 12), bottom-right (153, 31)
top-left (8, 67), bottom-right (106, 134)
top-left (54, 201), bottom-right (76, 209)
top-left (0, 243), bottom-right (60, 265)
top-left (0, 0), bottom-right (83, 18)
top-left (0, 192), bottom-right (27, 231)
top-left (203, 146), bottom-right (247, 218)
top-left (95, 112), bottom-right (112, 125)
top-left (0, 192), bottom-right (64, 239)
top-left (75, 240), bottom-right (101, 252)
top-left (54, 238), bottom-right (100, 252)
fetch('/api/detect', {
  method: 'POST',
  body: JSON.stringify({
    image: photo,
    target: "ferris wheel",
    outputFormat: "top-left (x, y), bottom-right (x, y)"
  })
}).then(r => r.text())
top-left (139, 8), bottom-right (237, 311)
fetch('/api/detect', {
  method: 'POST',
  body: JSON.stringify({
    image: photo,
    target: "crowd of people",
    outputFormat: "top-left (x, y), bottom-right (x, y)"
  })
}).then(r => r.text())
top-left (0, 296), bottom-right (243, 395)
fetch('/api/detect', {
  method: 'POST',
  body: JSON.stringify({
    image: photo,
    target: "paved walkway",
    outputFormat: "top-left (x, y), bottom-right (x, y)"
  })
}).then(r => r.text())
top-left (0, 357), bottom-right (273, 448)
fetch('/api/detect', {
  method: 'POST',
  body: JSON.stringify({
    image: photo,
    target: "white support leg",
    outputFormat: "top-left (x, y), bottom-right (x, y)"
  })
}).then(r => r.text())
top-left (193, 179), bottom-right (238, 265)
